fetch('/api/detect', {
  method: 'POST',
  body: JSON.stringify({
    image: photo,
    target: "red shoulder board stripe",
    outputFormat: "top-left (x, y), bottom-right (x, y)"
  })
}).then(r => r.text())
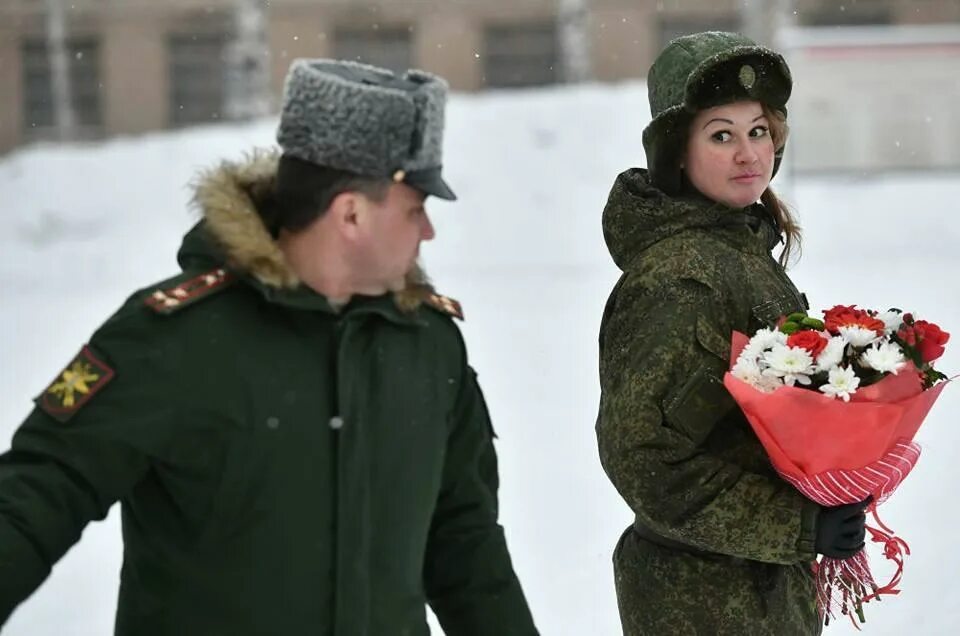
top-left (145, 268), bottom-right (235, 315)
top-left (36, 345), bottom-right (116, 423)
top-left (425, 293), bottom-right (464, 321)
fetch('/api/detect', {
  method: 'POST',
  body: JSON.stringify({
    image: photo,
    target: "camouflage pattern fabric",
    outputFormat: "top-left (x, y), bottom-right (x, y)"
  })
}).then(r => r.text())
top-left (597, 168), bottom-right (822, 635)
top-left (645, 31), bottom-right (791, 121)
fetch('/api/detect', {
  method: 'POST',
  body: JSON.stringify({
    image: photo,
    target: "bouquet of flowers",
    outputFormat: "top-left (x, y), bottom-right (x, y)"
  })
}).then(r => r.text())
top-left (723, 305), bottom-right (952, 624)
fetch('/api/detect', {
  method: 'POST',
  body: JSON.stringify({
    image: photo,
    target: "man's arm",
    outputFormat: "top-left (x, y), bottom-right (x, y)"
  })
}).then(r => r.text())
top-left (0, 415), bottom-right (147, 624)
top-left (423, 364), bottom-right (538, 636)
top-left (0, 332), bottom-right (164, 625)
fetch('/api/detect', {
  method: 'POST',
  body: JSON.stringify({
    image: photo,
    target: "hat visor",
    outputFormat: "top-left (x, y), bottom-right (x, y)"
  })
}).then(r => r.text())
top-left (402, 167), bottom-right (457, 201)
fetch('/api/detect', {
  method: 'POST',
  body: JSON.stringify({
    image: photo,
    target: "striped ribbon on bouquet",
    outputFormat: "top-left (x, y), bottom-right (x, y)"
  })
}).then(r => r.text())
top-left (777, 439), bottom-right (921, 624)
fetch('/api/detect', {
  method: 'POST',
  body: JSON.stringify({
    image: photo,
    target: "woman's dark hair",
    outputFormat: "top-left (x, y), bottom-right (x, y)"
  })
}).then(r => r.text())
top-left (760, 104), bottom-right (802, 268)
top-left (259, 154), bottom-right (390, 236)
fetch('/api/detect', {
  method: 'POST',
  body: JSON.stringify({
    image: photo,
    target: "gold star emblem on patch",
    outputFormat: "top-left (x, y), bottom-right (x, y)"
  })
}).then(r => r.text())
top-left (49, 361), bottom-right (100, 407)
top-left (36, 345), bottom-right (116, 422)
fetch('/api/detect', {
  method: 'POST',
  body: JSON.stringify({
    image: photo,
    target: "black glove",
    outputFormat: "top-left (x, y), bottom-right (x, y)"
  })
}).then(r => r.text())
top-left (815, 498), bottom-right (870, 559)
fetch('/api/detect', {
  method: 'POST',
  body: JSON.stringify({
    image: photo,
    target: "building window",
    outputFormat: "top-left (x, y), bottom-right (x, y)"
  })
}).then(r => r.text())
top-left (659, 18), bottom-right (739, 51)
top-left (799, 0), bottom-right (892, 26)
top-left (168, 32), bottom-right (227, 126)
top-left (803, 9), bottom-right (892, 26)
top-left (333, 25), bottom-right (413, 75)
top-left (483, 22), bottom-right (559, 88)
top-left (21, 37), bottom-right (102, 136)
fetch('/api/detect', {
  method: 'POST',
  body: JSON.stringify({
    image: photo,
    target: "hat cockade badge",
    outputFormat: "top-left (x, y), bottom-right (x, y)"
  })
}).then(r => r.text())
top-left (739, 64), bottom-right (757, 90)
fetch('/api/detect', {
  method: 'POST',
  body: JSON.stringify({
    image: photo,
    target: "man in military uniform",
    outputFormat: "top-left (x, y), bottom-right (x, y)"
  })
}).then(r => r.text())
top-left (0, 59), bottom-right (538, 635)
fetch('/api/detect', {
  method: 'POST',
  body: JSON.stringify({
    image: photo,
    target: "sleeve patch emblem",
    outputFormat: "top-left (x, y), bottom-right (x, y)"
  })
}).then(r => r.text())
top-left (36, 345), bottom-right (115, 423)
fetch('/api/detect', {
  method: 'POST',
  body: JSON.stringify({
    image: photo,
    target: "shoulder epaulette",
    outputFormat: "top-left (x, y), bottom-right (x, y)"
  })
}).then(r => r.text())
top-left (424, 292), bottom-right (464, 321)
top-left (145, 268), bottom-right (236, 315)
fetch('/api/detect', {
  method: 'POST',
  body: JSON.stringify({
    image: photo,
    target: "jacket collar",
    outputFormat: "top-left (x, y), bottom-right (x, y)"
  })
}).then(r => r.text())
top-left (601, 167), bottom-right (782, 269)
top-left (180, 150), bottom-right (433, 322)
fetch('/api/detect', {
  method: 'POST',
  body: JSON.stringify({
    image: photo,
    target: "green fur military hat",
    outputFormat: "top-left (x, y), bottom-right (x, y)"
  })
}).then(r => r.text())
top-left (642, 31), bottom-right (793, 194)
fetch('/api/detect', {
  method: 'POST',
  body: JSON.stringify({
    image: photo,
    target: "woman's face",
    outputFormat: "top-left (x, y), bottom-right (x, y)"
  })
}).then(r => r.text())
top-left (683, 100), bottom-right (776, 208)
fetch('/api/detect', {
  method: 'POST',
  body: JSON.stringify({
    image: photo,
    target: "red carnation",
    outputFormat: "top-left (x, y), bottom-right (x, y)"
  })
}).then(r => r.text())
top-left (913, 320), bottom-right (950, 363)
top-left (823, 305), bottom-right (858, 326)
top-left (823, 305), bottom-right (886, 338)
top-left (897, 325), bottom-right (918, 347)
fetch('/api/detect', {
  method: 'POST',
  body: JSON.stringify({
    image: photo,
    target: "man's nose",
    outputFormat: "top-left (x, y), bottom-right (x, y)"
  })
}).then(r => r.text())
top-left (421, 213), bottom-right (436, 241)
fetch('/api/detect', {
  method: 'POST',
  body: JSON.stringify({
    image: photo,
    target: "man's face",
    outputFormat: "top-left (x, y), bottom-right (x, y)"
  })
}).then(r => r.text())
top-left (352, 182), bottom-right (435, 293)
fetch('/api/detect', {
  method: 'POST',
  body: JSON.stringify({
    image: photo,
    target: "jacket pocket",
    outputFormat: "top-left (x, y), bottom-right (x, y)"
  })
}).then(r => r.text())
top-left (661, 315), bottom-right (736, 445)
top-left (695, 314), bottom-right (732, 363)
top-left (663, 362), bottom-right (736, 446)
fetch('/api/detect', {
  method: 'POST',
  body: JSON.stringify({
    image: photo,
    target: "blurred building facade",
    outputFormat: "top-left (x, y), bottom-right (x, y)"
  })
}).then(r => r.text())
top-left (1, 0), bottom-right (958, 169)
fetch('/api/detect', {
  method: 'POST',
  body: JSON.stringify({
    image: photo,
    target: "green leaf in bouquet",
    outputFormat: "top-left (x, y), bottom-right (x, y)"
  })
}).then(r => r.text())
top-left (780, 321), bottom-right (801, 335)
top-left (801, 317), bottom-right (825, 330)
top-left (809, 370), bottom-right (829, 387)
top-left (922, 367), bottom-right (948, 389)
top-left (787, 312), bottom-right (808, 323)
top-left (892, 334), bottom-right (925, 368)
top-left (855, 367), bottom-right (885, 388)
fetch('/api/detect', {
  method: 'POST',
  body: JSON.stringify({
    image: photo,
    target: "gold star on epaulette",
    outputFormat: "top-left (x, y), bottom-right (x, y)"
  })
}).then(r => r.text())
top-left (145, 268), bottom-right (235, 315)
top-left (36, 345), bottom-right (115, 423)
top-left (425, 293), bottom-right (464, 320)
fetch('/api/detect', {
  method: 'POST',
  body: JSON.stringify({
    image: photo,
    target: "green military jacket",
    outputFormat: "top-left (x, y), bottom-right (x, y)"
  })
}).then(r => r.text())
top-left (0, 155), bottom-right (537, 636)
top-left (597, 168), bottom-right (822, 635)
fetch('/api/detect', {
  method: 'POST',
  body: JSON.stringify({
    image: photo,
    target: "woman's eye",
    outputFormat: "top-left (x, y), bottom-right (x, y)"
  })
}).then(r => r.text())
top-left (750, 126), bottom-right (770, 138)
top-left (711, 131), bottom-right (732, 143)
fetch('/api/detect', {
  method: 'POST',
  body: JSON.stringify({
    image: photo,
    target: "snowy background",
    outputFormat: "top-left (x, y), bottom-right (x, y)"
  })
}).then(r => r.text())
top-left (1, 82), bottom-right (958, 634)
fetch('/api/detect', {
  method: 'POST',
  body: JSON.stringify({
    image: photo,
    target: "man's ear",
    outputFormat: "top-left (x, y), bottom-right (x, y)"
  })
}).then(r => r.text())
top-left (329, 191), bottom-right (364, 240)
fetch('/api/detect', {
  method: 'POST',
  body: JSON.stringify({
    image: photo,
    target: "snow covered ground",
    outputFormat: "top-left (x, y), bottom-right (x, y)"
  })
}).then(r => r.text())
top-left (1, 81), bottom-right (958, 635)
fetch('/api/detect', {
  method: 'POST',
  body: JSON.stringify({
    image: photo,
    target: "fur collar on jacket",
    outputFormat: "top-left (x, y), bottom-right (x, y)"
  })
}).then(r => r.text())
top-left (190, 150), bottom-right (433, 312)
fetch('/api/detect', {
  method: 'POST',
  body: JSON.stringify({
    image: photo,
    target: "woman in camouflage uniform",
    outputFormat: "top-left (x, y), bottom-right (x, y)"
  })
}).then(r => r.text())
top-left (596, 32), bottom-right (868, 635)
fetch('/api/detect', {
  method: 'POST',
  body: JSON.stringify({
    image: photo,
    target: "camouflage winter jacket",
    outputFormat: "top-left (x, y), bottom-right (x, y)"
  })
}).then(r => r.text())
top-left (597, 168), bottom-right (822, 635)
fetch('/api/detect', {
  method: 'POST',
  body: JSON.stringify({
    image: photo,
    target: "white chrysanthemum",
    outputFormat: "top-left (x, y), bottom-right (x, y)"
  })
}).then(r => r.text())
top-left (731, 358), bottom-right (770, 391)
top-left (738, 344), bottom-right (764, 367)
top-left (860, 341), bottom-right (907, 375)
top-left (733, 359), bottom-right (784, 392)
top-left (816, 336), bottom-right (847, 372)
top-left (735, 347), bottom-right (761, 368)
top-left (757, 372), bottom-right (786, 393)
top-left (762, 344), bottom-right (815, 387)
top-left (752, 328), bottom-right (788, 350)
top-left (819, 366), bottom-right (861, 402)
top-left (732, 357), bottom-right (761, 381)
top-left (839, 325), bottom-right (881, 348)
top-left (739, 328), bottom-right (787, 365)
top-left (876, 310), bottom-right (904, 335)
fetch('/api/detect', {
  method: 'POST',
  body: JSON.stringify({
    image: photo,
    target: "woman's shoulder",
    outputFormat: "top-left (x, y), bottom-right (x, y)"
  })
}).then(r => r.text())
top-left (627, 230), bottom-right (734, 291)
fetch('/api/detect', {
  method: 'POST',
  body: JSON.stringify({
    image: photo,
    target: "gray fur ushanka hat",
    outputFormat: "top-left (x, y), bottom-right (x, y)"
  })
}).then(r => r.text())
top-left (643, 31), bottom-right (793, 195)
top-left (277, 58), bottom-right (456, 200)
